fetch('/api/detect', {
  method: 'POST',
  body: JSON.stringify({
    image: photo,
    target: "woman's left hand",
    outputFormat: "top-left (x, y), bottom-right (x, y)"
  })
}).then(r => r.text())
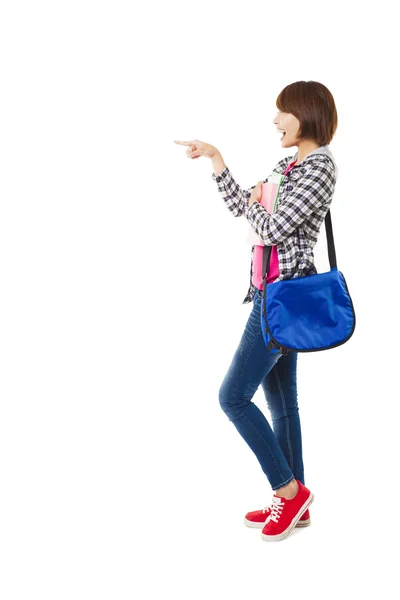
top-left (248, 181), bottom-right (263, 207)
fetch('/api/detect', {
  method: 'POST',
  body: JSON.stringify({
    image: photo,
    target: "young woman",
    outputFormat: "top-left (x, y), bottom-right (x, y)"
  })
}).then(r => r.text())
top-left (174, 80), bottom-right (338, 542)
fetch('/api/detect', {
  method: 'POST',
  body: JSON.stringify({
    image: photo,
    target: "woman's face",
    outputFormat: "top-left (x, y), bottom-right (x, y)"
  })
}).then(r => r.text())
top-left (273, 111), bottom-right (301, 148)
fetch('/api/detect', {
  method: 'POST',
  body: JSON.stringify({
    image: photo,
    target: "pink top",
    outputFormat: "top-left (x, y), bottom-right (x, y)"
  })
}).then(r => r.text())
top-left (252, 160), bottom-right (297, 290)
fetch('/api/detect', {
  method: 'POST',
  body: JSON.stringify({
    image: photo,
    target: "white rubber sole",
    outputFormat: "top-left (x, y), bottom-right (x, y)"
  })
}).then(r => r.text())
top-left (261, 493), bottom-right (314, 542)
top-left (244, 518), bottom-right (268, 528)
top-left (244, 515), bottom-right (311, 528)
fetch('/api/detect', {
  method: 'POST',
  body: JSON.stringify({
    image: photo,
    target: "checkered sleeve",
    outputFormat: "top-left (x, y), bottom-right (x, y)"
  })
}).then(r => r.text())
top-left (211, 166), bottom-right (269, 217)
top-left (243, 158), bottom-right (336, 245)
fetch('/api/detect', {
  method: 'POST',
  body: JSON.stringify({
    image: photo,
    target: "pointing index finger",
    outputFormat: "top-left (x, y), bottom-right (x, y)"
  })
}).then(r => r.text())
top-left (174, 140), bottom-right (194, 146)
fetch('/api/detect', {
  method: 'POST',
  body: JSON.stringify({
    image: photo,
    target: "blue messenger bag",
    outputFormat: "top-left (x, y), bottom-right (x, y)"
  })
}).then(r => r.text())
top-left (260, 210), bottom-right (356, 356)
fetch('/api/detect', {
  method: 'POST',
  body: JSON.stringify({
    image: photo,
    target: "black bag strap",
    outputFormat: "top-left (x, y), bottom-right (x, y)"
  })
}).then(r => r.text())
top-left (262, 209), bottom-right (337, 281)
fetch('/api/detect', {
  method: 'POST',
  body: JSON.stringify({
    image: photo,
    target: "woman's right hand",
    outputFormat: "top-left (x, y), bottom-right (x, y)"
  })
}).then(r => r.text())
top-left (174, 139), bottom-right (219, 160)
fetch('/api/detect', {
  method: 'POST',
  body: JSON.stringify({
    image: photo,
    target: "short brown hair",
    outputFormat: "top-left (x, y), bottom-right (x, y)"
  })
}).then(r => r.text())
top-left (276, 81), bottom-right (338, 146)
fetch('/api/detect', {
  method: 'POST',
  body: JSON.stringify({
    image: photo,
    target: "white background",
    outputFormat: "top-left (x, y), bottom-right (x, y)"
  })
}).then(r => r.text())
top-left (1, 1), bottom-right (399, 598)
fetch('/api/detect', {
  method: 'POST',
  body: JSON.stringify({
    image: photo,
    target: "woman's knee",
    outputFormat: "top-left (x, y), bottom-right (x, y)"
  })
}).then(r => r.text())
top-left (218, 382), bottom-right (229, 413)
top-left (218, 379), bottom-right (236, 415)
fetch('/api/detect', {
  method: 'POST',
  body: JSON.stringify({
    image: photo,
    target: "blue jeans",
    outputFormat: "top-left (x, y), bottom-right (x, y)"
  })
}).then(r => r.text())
top-left (218, 287), bottom-right (305, 491)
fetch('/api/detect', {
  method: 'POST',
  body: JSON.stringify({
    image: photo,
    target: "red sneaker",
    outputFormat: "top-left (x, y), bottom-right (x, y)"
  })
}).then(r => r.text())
top-left (245, 506), bottom-right (311, 528)
top-left (261, 480), bottom-right (314, 541)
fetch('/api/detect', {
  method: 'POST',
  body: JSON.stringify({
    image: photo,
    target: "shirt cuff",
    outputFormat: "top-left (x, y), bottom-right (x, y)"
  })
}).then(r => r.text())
top-left (211, 166), bottom-right (230, 182)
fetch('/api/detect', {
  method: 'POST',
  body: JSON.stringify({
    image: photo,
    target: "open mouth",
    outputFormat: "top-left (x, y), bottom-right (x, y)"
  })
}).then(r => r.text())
top-left (277, 129), bottom-right (286, 140)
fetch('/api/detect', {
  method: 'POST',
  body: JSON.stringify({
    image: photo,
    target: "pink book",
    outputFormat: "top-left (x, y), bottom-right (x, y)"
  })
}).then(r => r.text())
top-left (246, 172), bottom-right (284, 245)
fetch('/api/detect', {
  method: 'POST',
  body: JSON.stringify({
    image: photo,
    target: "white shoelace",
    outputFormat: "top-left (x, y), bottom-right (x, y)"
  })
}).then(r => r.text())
top-left (268, 498), bottom-right (285, 523)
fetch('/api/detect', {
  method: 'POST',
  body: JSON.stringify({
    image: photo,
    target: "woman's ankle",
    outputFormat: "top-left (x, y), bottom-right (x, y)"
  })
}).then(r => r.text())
top-left (275, 478), bottom-right (299, 500)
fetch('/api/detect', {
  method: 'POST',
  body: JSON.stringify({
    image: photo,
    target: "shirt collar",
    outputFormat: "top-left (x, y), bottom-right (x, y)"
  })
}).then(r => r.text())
top-left (290, 145), bottom-right (338, 177)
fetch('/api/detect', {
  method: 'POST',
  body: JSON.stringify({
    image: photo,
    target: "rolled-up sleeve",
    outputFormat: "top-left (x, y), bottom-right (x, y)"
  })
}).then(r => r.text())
top-left (211, 166), bottom-right (268, 218)
top-left (244, 159), bottom-right (336, 245)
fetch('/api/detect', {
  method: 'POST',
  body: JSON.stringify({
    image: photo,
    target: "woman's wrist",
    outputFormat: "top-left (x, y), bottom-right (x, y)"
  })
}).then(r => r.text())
top-left (211, 151), bottom-right (226, 177)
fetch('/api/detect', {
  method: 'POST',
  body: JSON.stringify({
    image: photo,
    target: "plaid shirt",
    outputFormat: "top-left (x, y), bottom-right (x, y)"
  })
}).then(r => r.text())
top-left (211, 145), bottom-right (338, 304)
